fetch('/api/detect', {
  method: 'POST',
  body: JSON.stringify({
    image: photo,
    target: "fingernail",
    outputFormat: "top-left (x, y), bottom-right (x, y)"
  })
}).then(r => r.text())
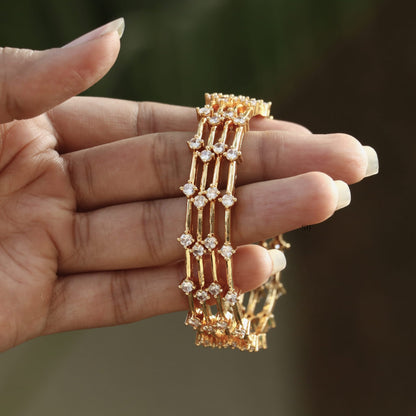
top-left (334, 180), bottom-right (351, 210)
top-left (363, 146), bottom-right (379, 177)
top-left (63, 17), bottom-right (125, 48)
top-left (268, 249), bottom-right (287, 274)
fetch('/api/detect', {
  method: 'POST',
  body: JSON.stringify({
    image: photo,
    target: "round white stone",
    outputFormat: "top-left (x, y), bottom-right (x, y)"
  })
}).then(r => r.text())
top-left (188, 137), bottom-right (203, 150)
top-left (182, 183), bottom-right (196, 197)
top-left (203, 236), bottom-right (218, 250)
top-left (225, 148), bottom-right (239, 161)
top-left (224, 110), bottom-right (235, 118)
top-left (221, 194), bottom-right (236, 208)
top-left (233, 116), bottom-right (247, 126)
top-left (220, 244), bottom-right (234, 259)
top-left (208, 115), bottom-right (222, 125)
top-left (199, 149), bottom-right (213, 163)
top-left (195, 289), bottom-right (210, 303)
top-left (202, 325), bottom-right (214, 333)
top-left (192, 243), bottom-right (205, 258)
top-left (179, 279), bottom-right (195, 294)
top-left (206, 186), bottom-right (219, 201)
top-left (193, 194), bottom-right (208, 209)
top-left (208, 282), bottom-right (222, 297)
top-left (179, 233), bottom-right (194, 248)
top-left (198, 107), bottom-right (211, 116)
top-left (233, 327), bottom-right (246, 339)
top-left (213, 142), bottom-right (225, 154)
top-left (224, 289), bottom-right (238, 305)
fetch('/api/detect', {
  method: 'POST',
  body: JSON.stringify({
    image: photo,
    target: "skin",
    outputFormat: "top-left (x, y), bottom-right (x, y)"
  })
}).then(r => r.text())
top-left (0, 29), bottom-right (369, 353)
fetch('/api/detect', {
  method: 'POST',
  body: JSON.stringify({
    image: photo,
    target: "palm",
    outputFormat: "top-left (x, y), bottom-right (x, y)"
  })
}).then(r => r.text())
top-left (0, 116), bottom-right (74, 349)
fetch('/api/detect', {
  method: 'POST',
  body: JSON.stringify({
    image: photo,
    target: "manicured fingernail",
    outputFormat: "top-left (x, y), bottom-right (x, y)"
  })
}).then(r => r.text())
top-left (268, 249), bottom-right (286, 274)
top-left (363, 146), bottom-right (379, 177)
top-left (64, 17), bottom-right (125, 48)
top-left (334, 180), bottom-right (351, 210)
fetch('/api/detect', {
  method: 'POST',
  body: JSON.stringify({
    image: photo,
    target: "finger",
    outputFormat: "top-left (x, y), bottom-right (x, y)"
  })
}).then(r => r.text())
top-left (58, 172), bottom-right (344, 274)
top-left (43, 244), bottom-right (276, 334)
top-left (64, 130), bottom-right (367, 210)
top-left (48, 97), bottom-right (311, 152)
top-left (0, 19), bottom-right (123, 123)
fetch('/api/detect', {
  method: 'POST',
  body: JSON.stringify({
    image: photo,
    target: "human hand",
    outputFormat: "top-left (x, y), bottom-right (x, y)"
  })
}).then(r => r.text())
top-left (0, 18), bottom-right (378, 352)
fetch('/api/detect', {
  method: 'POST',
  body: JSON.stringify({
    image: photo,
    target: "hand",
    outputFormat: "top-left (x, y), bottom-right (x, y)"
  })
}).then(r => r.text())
top-left (0, 18), bottom-right (378, 352)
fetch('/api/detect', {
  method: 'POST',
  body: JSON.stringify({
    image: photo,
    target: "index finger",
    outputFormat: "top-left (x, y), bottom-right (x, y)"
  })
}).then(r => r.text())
top-left (48, 96), bottom-right (312, 153)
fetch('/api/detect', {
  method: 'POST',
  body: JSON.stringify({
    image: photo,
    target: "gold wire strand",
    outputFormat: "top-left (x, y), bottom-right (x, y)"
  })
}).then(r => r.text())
top-left (224, 209), bottom-right (231, 243)
top-left (196, 118), bottom-right (206, 138)
top-left (218, 120), bottom-right (231, 143)
top-left (209, 201), bottom-right (215, 234)
top-left (225, 259), bottom-right (233, 289)
top-left (207, 125), bottom-right (217, 147)
top-left (189, 152), bottom-right (198, 183)
top-left (212, 157), bottom-right (221, 186)
top-left (226, 162), bottom-right (237, 194)
top-left (185, 249), bottom-right (192, 278)
top-left (185, 200), bottom-right (192, 233)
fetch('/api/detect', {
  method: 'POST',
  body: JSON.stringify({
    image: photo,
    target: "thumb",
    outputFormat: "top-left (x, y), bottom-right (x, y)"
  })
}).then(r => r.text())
top-left (0, 18), bottom-right (124, 123)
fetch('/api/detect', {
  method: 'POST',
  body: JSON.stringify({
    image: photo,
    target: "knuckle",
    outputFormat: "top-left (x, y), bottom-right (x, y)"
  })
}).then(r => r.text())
top-left (110, 270), bottom-right (133, 325)
top-left (140, 200), bottom-right (165, 265)
top-left (150, 132), bottom-right (182, 196)
top-left (0, 47), bottom-right (34, 121)
top-left (65, 153), bottom-right (95, 209)
top-left (70, 212), bottom-right (92, 266)
top-left (255, 130), bottom-right (284, 182)
top-left (136, 101), bottom-right (156, 136)
top-left (42, 279), bottom-right (68, 335)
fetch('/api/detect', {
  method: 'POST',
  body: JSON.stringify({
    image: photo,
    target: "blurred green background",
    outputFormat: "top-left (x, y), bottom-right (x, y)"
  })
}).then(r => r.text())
top-left (0, 0), bottom-right (414, 415)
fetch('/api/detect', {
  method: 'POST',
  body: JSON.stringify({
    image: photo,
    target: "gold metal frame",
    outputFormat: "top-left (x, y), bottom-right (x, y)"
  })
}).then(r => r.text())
top-left (178, 93), bottom-right (289, 351)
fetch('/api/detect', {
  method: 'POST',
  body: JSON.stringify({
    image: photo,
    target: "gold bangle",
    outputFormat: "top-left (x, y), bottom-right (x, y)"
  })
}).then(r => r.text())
top-left (178, 93), bottom-right (289, 351)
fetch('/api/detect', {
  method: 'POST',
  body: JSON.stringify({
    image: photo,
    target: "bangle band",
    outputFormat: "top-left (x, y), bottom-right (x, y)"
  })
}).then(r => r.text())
top-left (178, 93), bottom-right (289, 351)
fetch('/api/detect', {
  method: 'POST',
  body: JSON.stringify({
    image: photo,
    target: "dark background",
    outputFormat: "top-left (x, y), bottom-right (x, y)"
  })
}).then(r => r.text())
top-left (0, 1), bottom-right (414, 415)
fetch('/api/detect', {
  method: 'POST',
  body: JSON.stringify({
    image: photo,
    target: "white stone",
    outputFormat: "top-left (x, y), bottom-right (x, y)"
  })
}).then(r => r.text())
top-left (206, 186), bottom-right (219, 201)
top-left (186, 316), bottom-right (201, 328)
top-left (216, 320), bottom-right (228, 330)
top-left (208, 115), bottom-right (222, 125)
top-left (220, 244), bottom-right (235, 259)
top-left (233, 116), bottom-right (247, 126)
top-left (203, 235), bottom-right (218, 250)
top-left (208, 282), bottom-right (222, 297)
top-left (193, 194), bottom-right (208, 209)
top-left (224, 110), bottom-right (235, 118)
top-left (182, 183), bottom-right (197, 197)
top-left (192, 243), bottom-right (206, 258)
top-left (198, 106), bottom-right (211, 117)
top-left (178, 233), bottom-right (194, 248)
top-left (202, 325), bottom-right (214, 333)
top-left (213, 142), bottom-right (226, 154)
top-left (224, 289), bottom-right (238, 305)
top-left (195, 289), bottom-right (210, 303)
top-left (179, 279), bottom-right (195, 294)
top-left (199, 149), bottom-right (214, 163)
top-left (221, 194), bottom-right (236, 208)
top-left (233, 327), bottom-right (246, 339)
top-left (188, 137), bottom-right (203, 150)
top-left (225, 148), bottom-right (239, 161)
